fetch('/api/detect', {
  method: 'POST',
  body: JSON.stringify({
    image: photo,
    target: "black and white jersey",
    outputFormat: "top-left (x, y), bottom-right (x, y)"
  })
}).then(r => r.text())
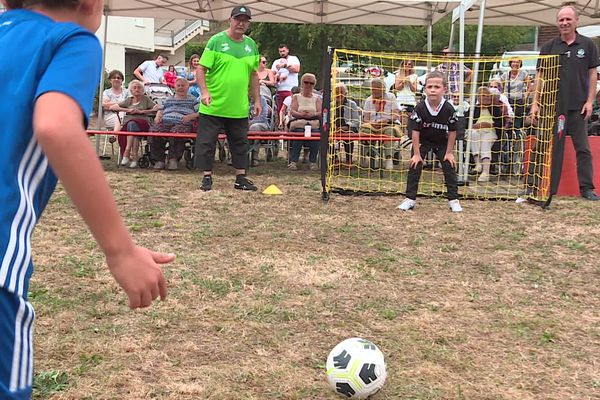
top-left (410, 98), bottom-right (457, 145)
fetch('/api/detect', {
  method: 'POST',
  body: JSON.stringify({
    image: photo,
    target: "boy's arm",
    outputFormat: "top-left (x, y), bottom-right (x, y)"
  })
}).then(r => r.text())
top-left (410, 130), bottom-right (422, 168)
top-left (34, 92), bottom-right (175, 309)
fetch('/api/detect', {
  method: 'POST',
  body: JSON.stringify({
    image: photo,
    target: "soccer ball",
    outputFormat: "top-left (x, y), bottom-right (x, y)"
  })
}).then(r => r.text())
top-left (325, 337), bottom-right (386, 399)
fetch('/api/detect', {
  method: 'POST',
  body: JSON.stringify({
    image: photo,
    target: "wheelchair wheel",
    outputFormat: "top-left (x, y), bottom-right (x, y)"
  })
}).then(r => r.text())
top-left (138, 155), bottom-right (150, 169)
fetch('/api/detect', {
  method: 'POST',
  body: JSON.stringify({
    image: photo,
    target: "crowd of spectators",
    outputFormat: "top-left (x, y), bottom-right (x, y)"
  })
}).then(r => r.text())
top-left (101, 43), bottom-right (597, 189)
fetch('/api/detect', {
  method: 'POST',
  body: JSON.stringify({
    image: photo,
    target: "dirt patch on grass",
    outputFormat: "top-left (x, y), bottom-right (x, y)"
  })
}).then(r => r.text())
top-left (31, 157), bottom-right (600, 399)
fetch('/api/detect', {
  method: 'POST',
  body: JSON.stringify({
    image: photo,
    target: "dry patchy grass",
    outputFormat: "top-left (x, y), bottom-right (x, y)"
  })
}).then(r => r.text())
top-left (31, 157), bottom-right (600, 399)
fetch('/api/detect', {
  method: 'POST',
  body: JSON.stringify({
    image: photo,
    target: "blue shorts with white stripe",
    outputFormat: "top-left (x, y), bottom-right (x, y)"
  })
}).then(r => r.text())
top-left (0, 289), bottom-right (34, 399)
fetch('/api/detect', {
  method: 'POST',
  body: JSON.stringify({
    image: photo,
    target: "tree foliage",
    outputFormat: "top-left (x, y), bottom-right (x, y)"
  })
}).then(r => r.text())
top-left (247, 16), bottom-right (534, 85)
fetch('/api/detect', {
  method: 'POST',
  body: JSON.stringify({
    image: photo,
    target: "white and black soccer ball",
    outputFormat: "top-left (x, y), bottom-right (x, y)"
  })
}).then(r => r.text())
top-left (325, 337), bottom-right (386, 399)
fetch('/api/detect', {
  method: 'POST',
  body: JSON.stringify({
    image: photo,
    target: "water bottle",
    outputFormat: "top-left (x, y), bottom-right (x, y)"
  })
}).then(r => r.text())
top-left (304, 122), bottom-right (311, 137)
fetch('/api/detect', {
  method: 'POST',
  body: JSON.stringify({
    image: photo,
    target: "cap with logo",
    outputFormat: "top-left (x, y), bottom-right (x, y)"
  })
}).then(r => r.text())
top-left (231, 5), bottom-right (252, 19)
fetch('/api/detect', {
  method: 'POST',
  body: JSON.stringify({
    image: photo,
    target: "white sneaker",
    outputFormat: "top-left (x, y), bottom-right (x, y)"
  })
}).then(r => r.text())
top-left (120, 156), bottom-right (130, 166)
top-left (385, 159), bottom-right (394, 170)
top-left (448, 199), bottom-right (463, 212)
top-left (397, 198), bottom-right (416, 211)
top-left (129, 161), bottom-right (138, 168)
top-left (153, 161), bottom-right (165, 170)
top-left (288, 162), bottom-right (298, 170)
top-left (477, 172), bottom-right (489, 182)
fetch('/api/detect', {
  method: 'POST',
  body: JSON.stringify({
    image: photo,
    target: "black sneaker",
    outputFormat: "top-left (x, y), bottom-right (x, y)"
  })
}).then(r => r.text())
top-left (234, 175), bottom-right (257, 191)
top-left (581, 189), bottom-right (600, 201)
top-left (200, 175), bottom-right (213, 191)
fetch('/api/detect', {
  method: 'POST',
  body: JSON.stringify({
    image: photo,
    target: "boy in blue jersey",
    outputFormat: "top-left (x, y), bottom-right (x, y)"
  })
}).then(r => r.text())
top-left (0, 1), bottom-right (175, 398)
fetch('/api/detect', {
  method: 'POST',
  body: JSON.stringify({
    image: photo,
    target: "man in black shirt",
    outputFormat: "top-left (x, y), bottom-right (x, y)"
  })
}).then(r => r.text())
top-left (532, 5), bottom-right (600, 200)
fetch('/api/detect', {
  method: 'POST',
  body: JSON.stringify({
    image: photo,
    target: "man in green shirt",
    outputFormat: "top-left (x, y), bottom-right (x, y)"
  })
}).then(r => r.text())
top-left (195, 5), bottom-right (261, 191)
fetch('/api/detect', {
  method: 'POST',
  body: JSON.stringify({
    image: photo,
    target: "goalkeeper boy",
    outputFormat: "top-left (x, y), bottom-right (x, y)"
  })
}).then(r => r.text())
top-left (397, 70), bottom-right (463, 212)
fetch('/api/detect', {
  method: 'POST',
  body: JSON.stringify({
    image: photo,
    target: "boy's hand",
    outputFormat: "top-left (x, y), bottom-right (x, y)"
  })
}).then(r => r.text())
top-left (410, 153), bottom-right (423, 169)
top-left (444, 152), bottom-right (456, 168)
top-left (106, 246), bottom-right (175, 309)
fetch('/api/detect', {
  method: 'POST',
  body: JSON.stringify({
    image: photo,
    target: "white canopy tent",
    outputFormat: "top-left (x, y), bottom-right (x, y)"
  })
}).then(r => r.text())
top-left (95, 1), bottom-right (462, 134)
top-left (439, 0), bottom-right (600, 27)
top-left (104, 0), bottom-right (461, 25)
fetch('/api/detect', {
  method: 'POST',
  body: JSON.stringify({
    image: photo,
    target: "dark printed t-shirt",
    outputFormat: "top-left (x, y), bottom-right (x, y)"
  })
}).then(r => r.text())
top-left (410, 98), bottom-right (457, 145)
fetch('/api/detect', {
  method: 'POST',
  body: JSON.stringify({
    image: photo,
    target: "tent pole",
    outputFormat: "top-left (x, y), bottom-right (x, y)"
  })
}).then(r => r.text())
top-left (462, 0), bottom-right (486, 184)
top-left (427, 20), bottom-right (432, 54)
top-left (95, 12), bottom-right (109, 156)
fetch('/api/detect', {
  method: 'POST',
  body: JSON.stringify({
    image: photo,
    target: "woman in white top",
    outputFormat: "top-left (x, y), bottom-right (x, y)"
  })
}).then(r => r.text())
top-left (500, 57), bottom-right (531, 129)
top-left (288, 74), bottom-right (322, 170)
top-left (394, 60), bottom-right (418, 134)
top-left (102, 70), bottom-right (129, 130)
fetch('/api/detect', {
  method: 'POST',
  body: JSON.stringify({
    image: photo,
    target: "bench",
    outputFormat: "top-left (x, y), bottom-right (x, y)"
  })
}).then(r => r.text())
top-left (87, 130), bottom-right (405, 168)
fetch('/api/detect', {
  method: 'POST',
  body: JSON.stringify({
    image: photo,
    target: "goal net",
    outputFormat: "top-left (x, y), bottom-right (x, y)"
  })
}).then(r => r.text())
top-left (325, 49), bottom-right (560, 202)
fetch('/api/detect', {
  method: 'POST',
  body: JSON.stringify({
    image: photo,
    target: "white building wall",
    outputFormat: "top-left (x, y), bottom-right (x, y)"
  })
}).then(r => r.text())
top-left (95, 16), bottom-right (156, 79)
top-left (96, 16), bottom-right (155, 52)
top-left (103, 43), bottom-right (127, 75)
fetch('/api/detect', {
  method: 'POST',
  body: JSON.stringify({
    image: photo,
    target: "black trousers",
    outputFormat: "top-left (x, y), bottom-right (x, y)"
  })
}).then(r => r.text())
top-left (405, 141), bottom-right (459, 201)
top-left (194, 114), bottom-right (249, 171)
top-left (509, 98), bottom-right (526, 131)
top-left (550, 110), bottom-right (595, 193)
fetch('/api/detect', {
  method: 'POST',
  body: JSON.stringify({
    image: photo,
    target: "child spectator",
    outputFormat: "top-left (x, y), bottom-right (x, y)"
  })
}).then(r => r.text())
top-left (164, 65), bottom-right (177, 88)
top-left (398, 71), bottom-right (462, 212)
top-left (278, 86), bottom-right (300, 129)
top-left (0, 2), bottom-right (174, 399)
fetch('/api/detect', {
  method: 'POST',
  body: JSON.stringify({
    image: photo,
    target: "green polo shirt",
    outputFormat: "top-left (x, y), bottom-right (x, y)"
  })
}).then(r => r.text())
top-left (199, 31), bottom-right (259, 118)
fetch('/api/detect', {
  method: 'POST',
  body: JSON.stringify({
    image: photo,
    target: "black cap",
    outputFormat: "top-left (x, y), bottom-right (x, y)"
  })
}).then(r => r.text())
top-left (231, 5), bottom-right (251, 19)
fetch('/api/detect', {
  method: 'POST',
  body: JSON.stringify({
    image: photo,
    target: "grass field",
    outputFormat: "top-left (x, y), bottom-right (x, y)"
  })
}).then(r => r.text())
top-left (31, 154), bottom-right (600, 399)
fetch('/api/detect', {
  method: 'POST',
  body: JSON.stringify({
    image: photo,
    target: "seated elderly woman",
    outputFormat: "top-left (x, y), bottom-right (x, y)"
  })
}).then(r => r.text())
top-left (467, 86), bottom-right (506, 182)
top-left (360, 78), bottom-right (401, 170)
top-left (110, 79), bottom-right (159, 168)
top-left (288, 73), bottom-right (322, 171)
top-left (334, 82), bottom-right (360, 166)
top-left (149, 78), bottom-right (199, 170)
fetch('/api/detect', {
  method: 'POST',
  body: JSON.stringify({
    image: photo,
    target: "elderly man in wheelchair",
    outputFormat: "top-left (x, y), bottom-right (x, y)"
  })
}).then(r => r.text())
top-left (150, 78), bottom-right (199, 170)
top-left (249, 93), bottom-right (273, 167)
